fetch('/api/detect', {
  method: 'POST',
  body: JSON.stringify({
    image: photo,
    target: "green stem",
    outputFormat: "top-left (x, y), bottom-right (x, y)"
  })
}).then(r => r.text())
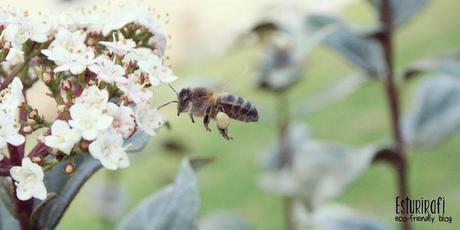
top-left (276, 91), bottom-right (294, 230)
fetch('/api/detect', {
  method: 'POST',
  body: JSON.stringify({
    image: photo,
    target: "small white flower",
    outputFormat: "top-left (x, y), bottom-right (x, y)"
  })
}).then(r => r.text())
top-left (50, 46), bottom-right (94, 75)
top-left (135, 103), bottom-right (164, 136)
top-left (156, 66), bottom-right (178, 84)
top-left (25, 19), bottom-right (50, 43)
top-left (44, 29), bottom-right (86, 52)
top-left (2, 16), bottom-right (50, 46)
top-left (106, 102), bottom-right (135, 139)
top-left (69, 103), bottom-right (113, 141)
top-left (0, 77), bottom-right (24, 116)
top-left (102, 5), bottom-right (163, 36)
top-left (5, 48), bottom-right (24, 65)
top-left (41, 29), bottom-right (94, 74)
top-left (148, 34), bottom-right (167, 55)
top-left (122, 48), bottom-right (157, 65)
top-left (117, 70), bottom-right (153, 104)
top-left (88, 56), bottom-right (126, 84)
top-left (44, 120), bottom-right (81, 154)
top-left (122, 48), bottom-right (177, 85)
top-left (89, 129), bottom-right (129, 170)
top-left (2, 24), bottom-right (28, 47)
top-left (99, 33), bottom-right (136, 56)
top-left (10, 158), bottom-right (47, 201)
top-left (58, 11), bottom-right (103, 33)
top-left (74, 85), bottom-right (109, 111)
top-left (132, 51), bottom-right (162, 86)
top-left (0, 109), bottom-right (24, 148)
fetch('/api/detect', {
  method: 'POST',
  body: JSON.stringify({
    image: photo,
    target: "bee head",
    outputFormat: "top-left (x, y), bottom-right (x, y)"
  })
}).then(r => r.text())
top-left (177, 88), bottom-right (192, 115)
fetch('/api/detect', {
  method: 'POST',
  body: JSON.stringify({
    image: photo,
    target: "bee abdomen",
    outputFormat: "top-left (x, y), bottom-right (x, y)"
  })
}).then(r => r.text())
top-left (218, 95), bottom-right (258, 122)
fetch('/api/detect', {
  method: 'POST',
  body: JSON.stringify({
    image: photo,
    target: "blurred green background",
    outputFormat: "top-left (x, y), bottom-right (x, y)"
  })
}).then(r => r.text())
top-left (57, 1), bottom-right (460, 229)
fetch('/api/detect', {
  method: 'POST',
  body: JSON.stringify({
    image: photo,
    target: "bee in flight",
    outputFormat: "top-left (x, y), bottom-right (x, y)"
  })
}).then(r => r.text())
top-left (159, 85), bottom-right (259, 140)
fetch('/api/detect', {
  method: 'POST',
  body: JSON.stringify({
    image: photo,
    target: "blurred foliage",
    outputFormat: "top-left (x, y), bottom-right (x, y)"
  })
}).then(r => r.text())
top-left (404, 52), bottom-right (460, 80)
top-left (306, 14), bottom-right (384, 78)
top-left (119, 160), bottom-right (199, 230)
top-left (369, 0), bottom-right (430, 27)
top-left (57, 1), bottom-right (460, 230)
top-left (293, 204), bottom-right (387, 230)
top-left (403, 75), bottom-right (460, 147)
top-left (259, 124), bottom-right (378, 210)
top-left (199, 211), bottom-right (250, 230)
top-left (37, 154), bottom-right (102, 229)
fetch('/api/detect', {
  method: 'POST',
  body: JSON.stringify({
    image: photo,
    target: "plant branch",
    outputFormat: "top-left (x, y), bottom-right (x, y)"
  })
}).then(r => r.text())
top-left (377, 1), bottom-right (409, 230)
top-left (0, 42), bottom-right (37, 91)
top-left (0, 63), bottom-right (29, 91)
top-left (9, 96), bottom-right (33, 230)
top-left (275, 91), bottom-right (294, 230)
top-left (0, 164), bottom-right (11, 176)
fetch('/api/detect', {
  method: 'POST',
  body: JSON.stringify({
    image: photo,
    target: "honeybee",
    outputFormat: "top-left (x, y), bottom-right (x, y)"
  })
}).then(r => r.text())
top-left (161, 86), bottom-right (258, 140)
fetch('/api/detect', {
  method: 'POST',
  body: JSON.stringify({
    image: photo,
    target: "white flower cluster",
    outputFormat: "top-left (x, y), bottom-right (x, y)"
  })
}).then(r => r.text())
top-left (0, 78), bottom-right (25, 153)
top-left (0, 4), bottom-right (176, 201)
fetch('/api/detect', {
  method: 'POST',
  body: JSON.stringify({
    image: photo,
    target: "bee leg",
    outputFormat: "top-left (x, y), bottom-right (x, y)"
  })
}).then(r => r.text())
top-left (203, 106), bottom-right (212, 132)
top-left (218, 127), bottom-right (233, 140)
top-left (189, 112), bottom-right (195, 123)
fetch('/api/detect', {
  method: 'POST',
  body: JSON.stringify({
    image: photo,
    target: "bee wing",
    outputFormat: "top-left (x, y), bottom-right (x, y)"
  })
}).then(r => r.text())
top-left (214, 63), bottom-right (250, 92)
top-left (176, 64), bottom-right (249, 93)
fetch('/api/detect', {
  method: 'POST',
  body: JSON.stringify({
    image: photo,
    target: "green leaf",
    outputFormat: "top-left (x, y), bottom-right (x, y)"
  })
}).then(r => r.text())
top-left (199, 211), bottom-right (250, 230)
top-left (0, 178), bottom-right (15, 218)
top-left (35, 154), bottom-right (102, 229)
top-left (261, 123), bottom-right (311, 170)
top-left (253, 12), bottom-right (335, 92)
top-left (118, 159), bottom-right (200, 230)
top-left (0, 199), bottom-right (18, 230)
top-left (189, 156), bottom-right (214, 171)
top-left (260, 124), bottom-right (377, 208)
top-left (0, 179), bottom-right (18, 230)
top-left (370, 0), bottom-right (430, 27)
top-left (404, 52), bottom-right (460, 80)
top-left (296, 73), bottom-right (368, 116)
top-left (125, 130), bottom-right (151, 153)
top-left (295, 204), bottom-right (387, 230)
top-left (257, 46), bottom-right (303, 92)
top-left (402, 75), bottom-right (460, 147)
top-left (306, 14), bottom-right (384, 78)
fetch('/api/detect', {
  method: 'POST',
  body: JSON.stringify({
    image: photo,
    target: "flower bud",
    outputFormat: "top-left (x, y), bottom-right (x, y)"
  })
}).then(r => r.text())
top-left (87, 79), bottom-right (96, 86)
top-left (79, 139), bottom-right (90, 151)
top-left (62, 80), bottom-right (72, 91)
top-left (31, 156), bottom-right (43, 165)
top-left (23, 125), bottom-right (33, 134)
top-left (49, 148), bottom-right (59, 156)
top-left (3, 42), bottom-right (10, 50)
top-left (28, 109), bottom-right (38, 119)
top-left (64, 163), bottom-right (75, 175)
top-left (86, 37), bottom-right (96, 46)
top-left (57, 104), bottom-right (66, 113)
top-left (27, 119), bottom-right (36, 125)
top-left (43, 71), bottom-right (53, 85)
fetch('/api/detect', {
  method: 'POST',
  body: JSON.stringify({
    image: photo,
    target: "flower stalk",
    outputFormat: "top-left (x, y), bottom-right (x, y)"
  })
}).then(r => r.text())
top-left (276, 91), bottom-right (294, 230)
top-left (376, 1), bottom-right (409, 230)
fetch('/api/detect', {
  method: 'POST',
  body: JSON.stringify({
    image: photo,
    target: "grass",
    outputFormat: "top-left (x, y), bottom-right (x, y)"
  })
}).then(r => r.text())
top-left (58, 1), bottom-right (460, 229)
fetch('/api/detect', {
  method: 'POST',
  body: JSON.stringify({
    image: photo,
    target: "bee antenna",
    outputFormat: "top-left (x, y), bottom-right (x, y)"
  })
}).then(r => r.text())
top-left (157, 100), bottom-right (178, 110)
top-left (168, 84), bottom-right (178, 95)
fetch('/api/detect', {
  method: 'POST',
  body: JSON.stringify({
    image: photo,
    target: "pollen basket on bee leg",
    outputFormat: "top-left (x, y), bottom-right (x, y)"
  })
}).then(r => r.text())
top-left (216, 111), bottom-right (230, 129)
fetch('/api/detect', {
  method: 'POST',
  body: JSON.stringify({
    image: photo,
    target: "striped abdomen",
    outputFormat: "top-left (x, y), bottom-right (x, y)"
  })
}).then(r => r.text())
top-left (216, 94), bottom-right (258, 122)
